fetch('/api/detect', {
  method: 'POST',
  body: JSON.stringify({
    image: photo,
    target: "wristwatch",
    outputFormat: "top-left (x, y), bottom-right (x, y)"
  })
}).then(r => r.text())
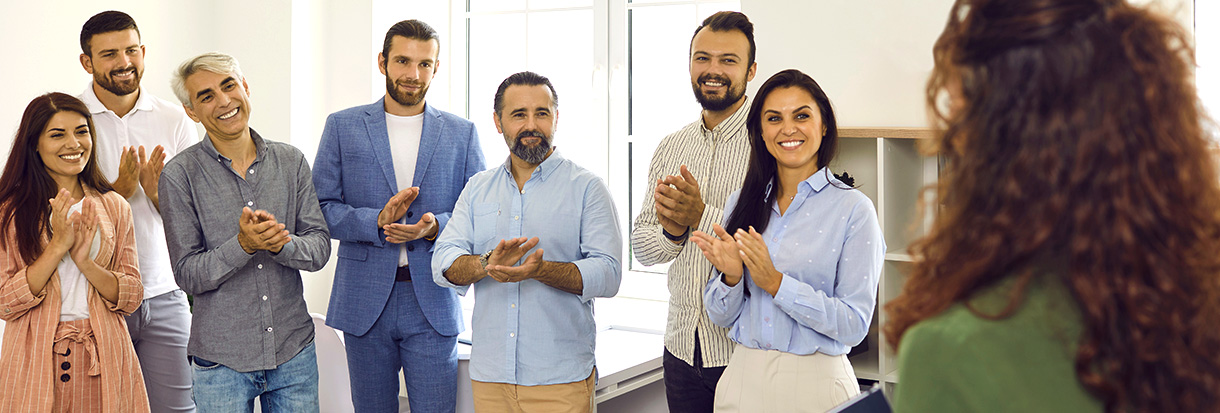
top-left (478, 250), bottom-right (494, 270)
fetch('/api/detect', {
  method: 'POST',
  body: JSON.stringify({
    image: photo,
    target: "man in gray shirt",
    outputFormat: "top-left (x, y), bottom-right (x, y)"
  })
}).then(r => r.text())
top-left (160, 52), bottom-right (331, 412)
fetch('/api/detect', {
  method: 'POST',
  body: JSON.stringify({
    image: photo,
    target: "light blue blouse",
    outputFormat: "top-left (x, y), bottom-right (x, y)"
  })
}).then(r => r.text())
top-left (704, 167), bottom-right (884, 356)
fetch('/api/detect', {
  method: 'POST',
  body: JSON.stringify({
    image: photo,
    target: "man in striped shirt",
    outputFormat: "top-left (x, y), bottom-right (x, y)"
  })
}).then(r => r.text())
top-left (630, 10), bottom-right (757, 413)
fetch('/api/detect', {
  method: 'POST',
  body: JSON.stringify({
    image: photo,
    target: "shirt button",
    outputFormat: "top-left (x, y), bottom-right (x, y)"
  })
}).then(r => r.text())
top-left (510, 332), bottom-right (516, 338)
top-left (511, 303), bottom-right (516, 308)
top-left (247, 201), bottom-right (253, 206)
top-left (262, 295), bottom-right (268, 301)
top-left (514, 216), bottom-right (519, 220)
top-left (266, 327), bottom-right (273, 332)
top-left (257, 264), bottom-right (264, 269)
top-left (248, 169), bottom-right (254, 174)
top-left (407, 211), bottom-right (414, 218)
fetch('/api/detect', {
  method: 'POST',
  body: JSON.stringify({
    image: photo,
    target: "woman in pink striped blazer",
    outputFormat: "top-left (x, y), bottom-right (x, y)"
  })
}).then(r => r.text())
top-left (0, 93), bottom-right (148, 412)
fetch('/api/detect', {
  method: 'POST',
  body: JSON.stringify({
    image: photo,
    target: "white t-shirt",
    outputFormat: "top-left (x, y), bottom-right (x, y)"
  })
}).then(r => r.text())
top-left (386, 111), bottom-right (424, 267)
top-left (80, 84), bottom-right (199, 299)
top-left (57, 200), bottom-right (101, 322)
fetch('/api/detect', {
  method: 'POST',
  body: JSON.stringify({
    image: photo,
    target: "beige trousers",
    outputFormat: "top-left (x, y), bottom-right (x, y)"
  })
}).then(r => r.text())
top-left (472, 368), bottom-right (596, 413)
top-left (714, 344), bottom-right (860, 413)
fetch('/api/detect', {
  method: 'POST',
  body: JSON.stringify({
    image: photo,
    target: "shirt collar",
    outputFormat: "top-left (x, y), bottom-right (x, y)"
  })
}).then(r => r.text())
top-left (80, 82), bottom-right (155, 115)
top-left (498, 148), bottom-right (566, 183)
top-left (765, 166), bottom-right (834, 213)
top-left (699, 95), bottom-right (752, 139)
top-left (201, 128), bottom-right (267, 164)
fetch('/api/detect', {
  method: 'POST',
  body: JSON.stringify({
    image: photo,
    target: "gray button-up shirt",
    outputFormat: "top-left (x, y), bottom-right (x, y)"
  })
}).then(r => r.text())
top-left (160, 129), bottom-right (331, 372)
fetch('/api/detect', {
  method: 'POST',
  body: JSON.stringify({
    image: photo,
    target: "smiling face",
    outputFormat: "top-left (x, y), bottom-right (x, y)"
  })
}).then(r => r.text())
top-left (37, 111), bottom-right (93, 184)
top-left (494, 84), bottom-right (558, 165)
top-left (379, 35), bottom-right (439, 116)
top-left (81, 29), bottom-right (145, 97)
top-left (182, 70), bottom-right (251, 142)
top-left (689, 28), bottom-right (756, 112)
top-left (760, 86), bottom-right (824, 177)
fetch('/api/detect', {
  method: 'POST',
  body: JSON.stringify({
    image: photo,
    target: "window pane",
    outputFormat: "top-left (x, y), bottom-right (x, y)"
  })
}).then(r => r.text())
top-left (528, 10), bottom-right (601, 177)
top-left (626, 5), bottom-right (702, 274)
top-left (469, 13), bottom-right (528, 163)
top-left (469, 0), bottom-right (526, 13)
top-left (529, 0), bottom-right (593, 9)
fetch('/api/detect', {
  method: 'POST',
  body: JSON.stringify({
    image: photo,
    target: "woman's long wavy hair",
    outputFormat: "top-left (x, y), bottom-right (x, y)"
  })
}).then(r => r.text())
top-left (725, 69), bottom-right (851, 234)
top-left (0, 92), bottom-right (112, 264)
top-left (885, 0), bottom-right (1220, 411)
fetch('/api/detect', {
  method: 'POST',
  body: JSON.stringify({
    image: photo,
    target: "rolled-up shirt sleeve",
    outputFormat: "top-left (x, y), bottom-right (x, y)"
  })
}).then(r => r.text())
top-left (573, 180), bottom-right (622, 302)
top-left (432, 187), bottom-right (476, 295)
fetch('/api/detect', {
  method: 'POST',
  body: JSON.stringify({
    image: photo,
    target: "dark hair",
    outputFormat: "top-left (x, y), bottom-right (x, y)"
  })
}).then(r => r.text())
top-left (493, 71), bottom-right (559, 115)
top-left (0, 93), bottom-right (113, 264)
top-left (690, 11), bottom-right (756, 67)
top-left (80, 10), bottom-right (140, 56)
top-left (724, 69), bottom-right (845, 235)
top-left (382, 19), bottom-right (440, 62)
top-left (885, 1), bottom-right (1220, 412)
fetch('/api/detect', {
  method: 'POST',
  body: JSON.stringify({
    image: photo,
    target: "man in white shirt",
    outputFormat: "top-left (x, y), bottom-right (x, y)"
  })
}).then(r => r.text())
top-left (78, 11), bottom-right (199, 412)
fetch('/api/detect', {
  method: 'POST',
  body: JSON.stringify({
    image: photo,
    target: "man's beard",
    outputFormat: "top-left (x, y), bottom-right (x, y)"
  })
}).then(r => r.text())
top-left (692, 73), bottom-right (745, 111)
top-left (95, 65), bottom-right (141, 96)
top-left (386, 77), bottom-right (429, 107)
top-left (510, 130), bottom-right (552, 164)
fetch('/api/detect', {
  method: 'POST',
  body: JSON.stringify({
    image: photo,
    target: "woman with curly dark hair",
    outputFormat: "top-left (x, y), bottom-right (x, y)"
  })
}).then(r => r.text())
top-left (887, 0), bottom-right (1220, 412)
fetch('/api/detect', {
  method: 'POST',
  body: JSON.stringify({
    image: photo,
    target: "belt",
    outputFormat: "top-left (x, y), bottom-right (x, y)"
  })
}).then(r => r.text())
top-left (396, 265), bottom-right (411, 282)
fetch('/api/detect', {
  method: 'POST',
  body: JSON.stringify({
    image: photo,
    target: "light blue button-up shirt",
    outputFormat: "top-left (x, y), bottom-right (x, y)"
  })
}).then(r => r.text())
top-left (433, 151), bottom-right (622, 385)
top-left (704, 167), bottom-right (884, 356)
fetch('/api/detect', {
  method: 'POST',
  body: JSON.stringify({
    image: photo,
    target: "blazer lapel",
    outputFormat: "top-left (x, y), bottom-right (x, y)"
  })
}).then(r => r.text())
top-left (364, 98), bottom-right (399, 191)
top-left (412, 104), bottom-right (444, 187)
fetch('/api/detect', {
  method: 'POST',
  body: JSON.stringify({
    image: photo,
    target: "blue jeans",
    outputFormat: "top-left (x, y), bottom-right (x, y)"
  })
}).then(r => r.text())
top-left (190, 341), bottom-right (319, 413)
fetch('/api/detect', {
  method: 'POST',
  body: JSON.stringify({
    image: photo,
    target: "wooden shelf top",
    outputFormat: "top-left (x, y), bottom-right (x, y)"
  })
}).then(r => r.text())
top-left (840, 127), bottom-right (934, 140)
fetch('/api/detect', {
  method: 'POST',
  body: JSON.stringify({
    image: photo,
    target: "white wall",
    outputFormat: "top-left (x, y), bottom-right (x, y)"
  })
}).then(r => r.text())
top-left (744, 0), bottom-right (1194, 128)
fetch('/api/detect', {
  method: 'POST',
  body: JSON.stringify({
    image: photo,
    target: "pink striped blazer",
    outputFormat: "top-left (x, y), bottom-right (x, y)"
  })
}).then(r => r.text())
top-left (0, 188), bottom-right (149, 412)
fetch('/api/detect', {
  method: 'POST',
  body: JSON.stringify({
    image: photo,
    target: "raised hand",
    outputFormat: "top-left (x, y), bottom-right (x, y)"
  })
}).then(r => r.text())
top-left (655, 165), bottom-right (705, 235)
top-left (690, 224), bottom-right (743, 284)
top-left (137, 145), bottom-right (166, 206)
top-left (735, 226), bottom-right (783, 296)
top-left (238, 207), bottom-right (290, 254)
top-left (48, 188), bottom-right (77, 254)
top-left (112, 146), bottom-right (141, 198)
top-left (384, 212), bottom-right (437, 244)
top-left (378, 187), bottom-right (419, 229)
top-left (68, 198), bottom-right (98, 266)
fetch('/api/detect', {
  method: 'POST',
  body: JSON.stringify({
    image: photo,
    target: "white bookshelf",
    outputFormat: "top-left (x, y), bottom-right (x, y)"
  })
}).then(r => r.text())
top-left (835, 127), bottom-right (938, 386)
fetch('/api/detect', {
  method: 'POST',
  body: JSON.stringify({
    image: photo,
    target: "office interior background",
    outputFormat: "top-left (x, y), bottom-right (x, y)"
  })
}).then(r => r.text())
top-left (0, 0), bottom-right (1210, 411)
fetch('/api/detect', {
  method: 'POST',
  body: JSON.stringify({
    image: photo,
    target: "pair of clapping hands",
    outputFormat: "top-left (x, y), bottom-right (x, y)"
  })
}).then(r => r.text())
top-left (655, 165), bottom-right (782, 296)
top-left (113, 145), bottom-right (166, 200)
top-left (48, 188), bottom-right (101, 267)
top-left (238, 207), bottom-right (290, 254)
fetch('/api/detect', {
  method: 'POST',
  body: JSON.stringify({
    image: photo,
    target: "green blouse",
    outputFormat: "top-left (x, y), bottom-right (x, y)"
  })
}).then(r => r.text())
top-left (891, 272), bottom-right (1103, 412)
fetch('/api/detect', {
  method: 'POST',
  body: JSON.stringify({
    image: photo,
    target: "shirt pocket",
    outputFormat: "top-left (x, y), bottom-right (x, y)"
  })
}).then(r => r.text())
top-left (472, 202), bottom-right (500, 246)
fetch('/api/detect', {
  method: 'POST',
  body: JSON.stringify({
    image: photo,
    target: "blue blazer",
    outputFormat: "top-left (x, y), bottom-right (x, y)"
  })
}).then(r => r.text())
top-left (313, 99), bottom-right (485, 337)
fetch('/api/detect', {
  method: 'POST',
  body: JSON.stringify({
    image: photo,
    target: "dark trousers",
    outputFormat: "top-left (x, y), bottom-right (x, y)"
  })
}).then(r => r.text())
top-left (663, 334), bottom-right (726, 413)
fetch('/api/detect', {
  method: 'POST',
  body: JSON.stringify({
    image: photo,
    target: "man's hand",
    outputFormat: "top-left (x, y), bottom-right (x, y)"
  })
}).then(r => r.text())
top-left (654, 165), bottom-right (705, 236)
top-left (138, 145), bottom-right (166, 210)
top-left (238, 207), bottom-right (290, 254)
top-left (112, 146), bottom-right (141, 198)
top-left (378, 187), bottom-right (419, 229)
top-left (485, 237), bottom-right (544, 283)
top-left (384, 212), bottom-right (437, 243)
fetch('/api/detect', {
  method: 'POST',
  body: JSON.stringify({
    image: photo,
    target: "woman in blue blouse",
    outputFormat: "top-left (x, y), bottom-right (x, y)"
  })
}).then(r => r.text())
top-left (692, 69), bottom-right (885, 412)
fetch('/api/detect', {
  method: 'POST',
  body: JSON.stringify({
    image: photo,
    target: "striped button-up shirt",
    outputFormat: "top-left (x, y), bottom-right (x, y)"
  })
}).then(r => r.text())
top-left (630, 98), bottom-right (752, 367)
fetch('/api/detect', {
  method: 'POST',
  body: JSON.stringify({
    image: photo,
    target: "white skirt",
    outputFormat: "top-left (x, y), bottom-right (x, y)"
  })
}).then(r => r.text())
top-left (714, 344), bottom-right (860, 413)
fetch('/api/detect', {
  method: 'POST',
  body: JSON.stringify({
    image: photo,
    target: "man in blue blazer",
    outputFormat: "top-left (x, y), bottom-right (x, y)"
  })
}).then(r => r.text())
top-left (312, 20), bottom-right (485, 413)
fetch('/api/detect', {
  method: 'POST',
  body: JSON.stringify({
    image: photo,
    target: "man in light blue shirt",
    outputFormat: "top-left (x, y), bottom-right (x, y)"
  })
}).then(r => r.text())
top-left (432, 71), bottom-right (621, 412)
